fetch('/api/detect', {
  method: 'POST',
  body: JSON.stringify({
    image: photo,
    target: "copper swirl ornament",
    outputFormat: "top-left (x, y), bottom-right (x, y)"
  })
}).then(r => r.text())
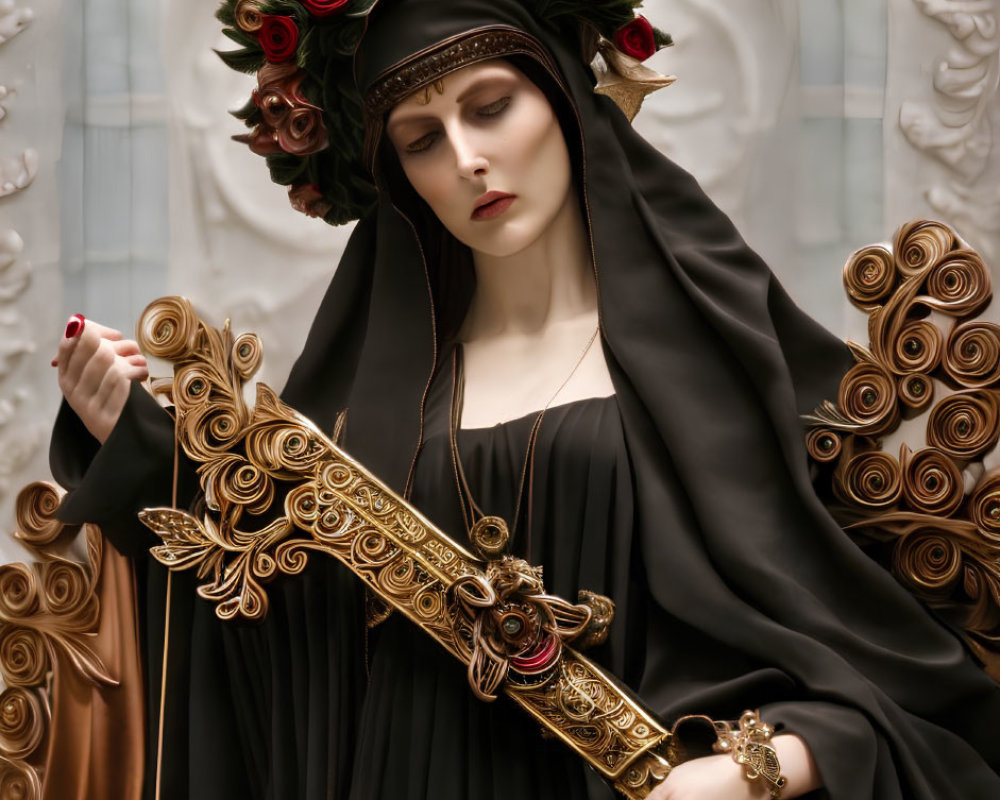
top-left (894, 528), bottom-right (965, 596)
top-left (943, 321), bottom-right (1000, 388)
top-left (843, 245), bottom-right (897, 308)
top-left (0, 689), bottom-right (44, 761)
top-left (806, 220), bottom-right (1000, 662)
top-left (837, 362), bottom-right (900, 433)
top-left (969, 473), bottom-right (1000, 546)
top-left (922, 250), bottom-right (991, 317)
top-left (893, 219), bottom-right (956, 278)
top-left (893, 319), bottom-right (942, 375)
top-left (898, 373), bottom-right (934, 410)
top-left (805, 429), bottom-right (841, 463)
top-left (901, 447), bottom-right (964, 517)
top-left (926, 391), bottom-right (1000, 460)
top-left (838, 451), bottom-right (902, 508)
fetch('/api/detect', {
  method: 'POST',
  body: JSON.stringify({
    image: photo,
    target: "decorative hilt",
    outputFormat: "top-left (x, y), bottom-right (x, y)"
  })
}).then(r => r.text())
top-left (133, 296), bottom-right (698, 798)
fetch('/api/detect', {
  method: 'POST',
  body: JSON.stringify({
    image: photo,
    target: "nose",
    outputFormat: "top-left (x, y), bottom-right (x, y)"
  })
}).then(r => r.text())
top-left (449, 124), bottom-right (489, 180)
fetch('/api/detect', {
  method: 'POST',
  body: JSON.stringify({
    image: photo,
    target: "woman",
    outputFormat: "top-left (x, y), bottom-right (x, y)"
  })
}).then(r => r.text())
top-left (50, 0), bottom-right (1000, 798)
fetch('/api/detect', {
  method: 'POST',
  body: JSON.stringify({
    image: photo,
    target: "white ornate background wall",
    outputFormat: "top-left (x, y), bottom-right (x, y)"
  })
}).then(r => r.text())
top-left (1, 0), bottom-right (998, 560)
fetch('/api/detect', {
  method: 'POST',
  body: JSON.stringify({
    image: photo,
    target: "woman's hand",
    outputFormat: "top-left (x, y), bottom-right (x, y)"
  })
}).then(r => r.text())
top-left (52, 315), bottom-right (149, 444)
top-left (650, 733), bottom-right (820, 800)
top-left (649, 753), bottom-right (769, 800)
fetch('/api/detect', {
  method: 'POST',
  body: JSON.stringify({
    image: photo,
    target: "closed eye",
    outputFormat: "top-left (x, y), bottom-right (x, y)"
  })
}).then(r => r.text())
top-left (405, 131), bottom-right (439, 153)
top-left (477, 96), bottom-right (511, 117)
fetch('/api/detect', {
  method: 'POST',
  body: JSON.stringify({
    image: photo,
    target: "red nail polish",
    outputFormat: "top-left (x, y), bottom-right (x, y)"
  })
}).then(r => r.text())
top-left (64, 314), bottom-right (86, 339)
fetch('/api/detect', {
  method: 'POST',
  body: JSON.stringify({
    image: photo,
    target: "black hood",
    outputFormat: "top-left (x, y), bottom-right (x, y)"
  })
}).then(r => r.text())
top-left (282, 2), bottom-right (1000, 796)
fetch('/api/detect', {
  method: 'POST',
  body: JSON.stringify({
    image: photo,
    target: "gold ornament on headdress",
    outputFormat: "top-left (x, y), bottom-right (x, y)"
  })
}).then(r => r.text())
top-left (592, 38), bottom-right (676, 122)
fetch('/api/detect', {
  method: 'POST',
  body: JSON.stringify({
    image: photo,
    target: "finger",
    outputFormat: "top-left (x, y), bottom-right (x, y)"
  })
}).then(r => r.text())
top-left (58, 324), bottom-right (105, 390)
top-left (67, 340), bottom-right (115, 403)
top-left (88, 371), bottom-right (131, 444)
top-left (111, 338), bottom-right (142, 357)
top-left (51, 333), bottom-right (80, 368)
top-left (87, 321), bottom-right (124, 342)
top-left (125, 353), bottom-right (148, 367)
top-left (124, 362), bottom-right (149, 381)
top-left (94, 359), bottom-right (129, 415)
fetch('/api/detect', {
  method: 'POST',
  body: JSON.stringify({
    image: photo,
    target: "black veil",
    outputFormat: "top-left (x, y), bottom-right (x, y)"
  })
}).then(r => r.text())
top-left (48, 0), bottom-right (1000, 796)
top-left (282, 0), bottom-right (1000, 797)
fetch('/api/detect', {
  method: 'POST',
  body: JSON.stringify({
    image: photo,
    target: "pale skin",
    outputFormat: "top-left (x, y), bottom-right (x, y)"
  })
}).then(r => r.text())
top-left (56, 57), bottom-right (822, 798)
top-left (51, 319), bottom-right (148, 444)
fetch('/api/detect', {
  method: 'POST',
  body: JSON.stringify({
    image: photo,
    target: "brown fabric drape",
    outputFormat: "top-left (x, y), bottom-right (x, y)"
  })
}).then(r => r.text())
top-left (44, 543), bottom-right (143, 800)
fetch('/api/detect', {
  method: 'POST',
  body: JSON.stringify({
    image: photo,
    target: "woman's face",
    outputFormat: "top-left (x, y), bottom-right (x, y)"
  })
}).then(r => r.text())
top-left (385, 59), bottom-right (574, 258)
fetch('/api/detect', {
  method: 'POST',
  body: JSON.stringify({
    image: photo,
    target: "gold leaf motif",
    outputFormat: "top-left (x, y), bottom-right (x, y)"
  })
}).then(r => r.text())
top-left (592, 39), bottom-right (675, 123)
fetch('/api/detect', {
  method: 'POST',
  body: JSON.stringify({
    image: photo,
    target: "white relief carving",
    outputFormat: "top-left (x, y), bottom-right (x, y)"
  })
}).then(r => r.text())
top-left (636, 0), bottom-right (762, 195)
top-left (0, 0), bottom-right (32, 46)
top-left (0, 230), bottom-right (28, 300)
top-left (0, 147), bottom-right (37, 196)
top-left (899, 0), bottom-right (1000, 254)
top-left (0, 85), bottom-right (9, 121)
top-left (927, 182), bottom-right (1000, 259)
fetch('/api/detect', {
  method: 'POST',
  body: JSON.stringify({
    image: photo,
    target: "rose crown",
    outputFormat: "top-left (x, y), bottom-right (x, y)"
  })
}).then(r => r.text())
top-left (217, 0), bottom-right (671, 225)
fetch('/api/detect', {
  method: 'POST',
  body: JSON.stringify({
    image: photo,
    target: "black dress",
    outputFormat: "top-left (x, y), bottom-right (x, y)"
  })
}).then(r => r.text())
top-left (350, 355), bottom-right (628, 799)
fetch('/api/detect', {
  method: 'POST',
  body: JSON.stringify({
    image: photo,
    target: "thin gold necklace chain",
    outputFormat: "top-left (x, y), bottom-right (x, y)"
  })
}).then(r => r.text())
top-left (450, 324), bottom-right (601, 550)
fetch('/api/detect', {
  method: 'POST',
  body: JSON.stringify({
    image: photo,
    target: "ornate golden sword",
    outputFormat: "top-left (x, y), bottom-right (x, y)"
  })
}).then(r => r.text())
top-left (134, 296), bottom-right (750, 799)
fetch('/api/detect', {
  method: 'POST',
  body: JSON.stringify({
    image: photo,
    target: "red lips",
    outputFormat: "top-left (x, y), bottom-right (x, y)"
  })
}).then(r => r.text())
top-left (471, 191), bottom-right (515, 221)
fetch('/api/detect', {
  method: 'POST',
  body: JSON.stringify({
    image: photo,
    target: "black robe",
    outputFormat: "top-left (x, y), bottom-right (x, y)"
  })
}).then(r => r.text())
top-left (51, 0), bottom-right (1000, 796)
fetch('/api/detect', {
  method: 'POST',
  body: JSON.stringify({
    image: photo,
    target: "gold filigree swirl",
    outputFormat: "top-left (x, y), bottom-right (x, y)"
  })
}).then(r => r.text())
top-left (926, 391), bottom-right (999, 460)
top-left (843, 245), bottom-right (897, 308)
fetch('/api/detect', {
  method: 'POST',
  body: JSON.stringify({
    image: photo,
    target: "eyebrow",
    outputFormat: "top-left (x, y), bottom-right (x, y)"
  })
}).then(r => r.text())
top-left (387, 72), bottom-right (517, 131)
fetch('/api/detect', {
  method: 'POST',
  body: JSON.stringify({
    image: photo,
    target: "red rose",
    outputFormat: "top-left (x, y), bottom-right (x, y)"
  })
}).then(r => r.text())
top-left (299, 0), bottom-right (350, 16)
top-left (233, 63), bottom-right (329, 157)
top-left (614, 15), bottom-right (656, 62)
top-left (258, 15), bottom-right (299, 63)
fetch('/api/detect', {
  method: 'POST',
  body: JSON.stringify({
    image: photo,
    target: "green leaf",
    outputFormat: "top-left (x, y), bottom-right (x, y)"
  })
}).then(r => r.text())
top-left (215, 47), bottom-right (267, 74)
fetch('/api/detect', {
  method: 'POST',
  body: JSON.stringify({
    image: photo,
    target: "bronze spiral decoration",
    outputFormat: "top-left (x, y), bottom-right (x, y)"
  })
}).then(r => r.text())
top-left (843, 245), bottom-right (897, 308)
top-left (892, 319), bottom-right (942, 375)
top-left (840, 451), bottom-right (902, 508)
top-left (892, 219), bottom-right (956, 278)
top-left (806, 220), bottom-right (1000, 660)
top-left (0, 566), bottom-right (38, 620)
top-left (943, 321), bottom-right (1000, 388)
top-left (0, 628), bottom-right (48, 688)
top-left (231, 332), bottom-right (263, 380)
top-left (805, 429), bottom-right (842, 463)
top-left (0, 689), bottom-right (44, 761)
top-left (40, 561), bottom-right (93, 620)
top-left (923, 250), bottom-right (991, 317)
top-left (898, 373), bottom-right (934, 410)
top-left (1, 482), bottom-right (131, 797)
top-left (969, 473), bottom-right (1000, 544)
top-left (137, 294), bottom-right (200, 360)
top-left (13, 483), bottom-right (65, 551)
top-left (837, 363), bottom-right (899, 433)
top-left (0, 760), bottom-right (40, 800)
top-left (893, 529), bottom-right (964, 595)
top-left (926, 391), bottom-right (999, 460)
top-left (901, 448), bottom-right (964, 517)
